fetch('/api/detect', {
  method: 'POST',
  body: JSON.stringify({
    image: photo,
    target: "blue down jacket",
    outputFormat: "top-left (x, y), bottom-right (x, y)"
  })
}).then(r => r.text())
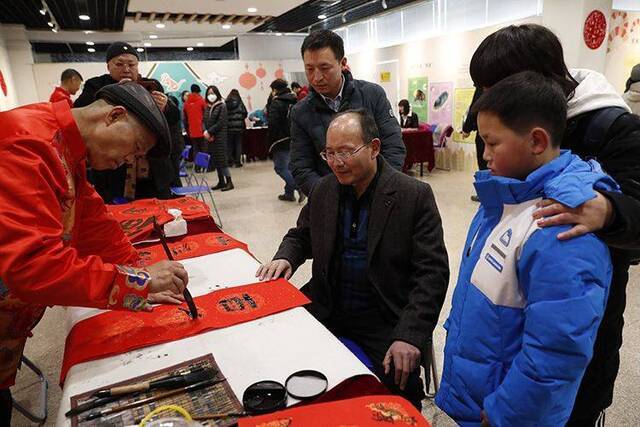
top-left (435, 151), bottom-right (617, 426)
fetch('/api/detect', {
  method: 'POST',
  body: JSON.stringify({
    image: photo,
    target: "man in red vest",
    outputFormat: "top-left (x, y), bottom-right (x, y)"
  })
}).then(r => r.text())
top-left (0, 82), bottom-right (189, 424)
top-left (48, 69), bottom-right (83, 108)
top-left (182, 84), bottom-right (207, 171)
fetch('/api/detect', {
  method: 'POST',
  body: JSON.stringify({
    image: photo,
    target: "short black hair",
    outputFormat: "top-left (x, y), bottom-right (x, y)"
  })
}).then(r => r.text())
top-left (61, 68), bottom-right (82, 82)
top-left (190, 84), bottom-right (201, 93)
top-left (470, 24), bottom-right (578, 98)
top-left (398, 99), bottom-right (410, 112)
top-left (270, 78), bottom-right (288, 92)
top-left (332, 108), bottom-right (379, 144)
top-left (472, 71), bottom-right (567, 146)
top-left (291, 82), bottom-right (301, 89)
top-left (301, 30), bottom-right (344, 60)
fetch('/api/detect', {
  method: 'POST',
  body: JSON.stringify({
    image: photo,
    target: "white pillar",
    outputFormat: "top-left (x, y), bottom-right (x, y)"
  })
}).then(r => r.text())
top-left (543, 0), bottom-right (613, 72)
top-left (1, 24), bottom-right (39, 106)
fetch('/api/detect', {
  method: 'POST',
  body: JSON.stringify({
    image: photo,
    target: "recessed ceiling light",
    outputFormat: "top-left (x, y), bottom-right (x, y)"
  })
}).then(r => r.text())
top-left (86, 41), bottom-right (94, 45)
top-left (318, 14), bottom-right (327, 19)
top-left (196, 42), bottom-right (204, 46)
top-left (186, 47), bottom-right (194, 51)
top-left (39, 9), bottom-right (46, 15)
top-left (87, 48), bottom-right (95, 52)
top-left (247, 7), bottom-right (257, 13)
top-left (47, 22), bottom-right (54, 27)
top-left (79, 14), bottom-right (90, 21)
top-left (143, 42), bottom-right (152, 47)
top-left (84, 30), bottom-right (93, 34)
top-left (137, 47), bottom-right (144, 52)
top-left (155, 23), bottom-right (165, 29)
top-left (222, 24), bottom-right (231, 29)
top-left (276, 32), bottom-right (283, 36)
top-left (149, 34), bottom-right (158, 39)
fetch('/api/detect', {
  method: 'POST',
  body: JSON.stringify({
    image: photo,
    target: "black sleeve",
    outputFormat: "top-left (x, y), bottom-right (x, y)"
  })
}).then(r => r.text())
top-left (240, 101), bottom-right (248, 119)
top-left (371, 84), bottom-right (406, 171)
top-left (273, 193), bottom-right (313, 271)
top-left (462, 87), bottom-right (483, 134)
top-left (594, 114), bottom-right (640, 250)
top-left (74, 78), bottom-right (103, 107)
top-left (409, 113), bottom-right (420, 128)
top-left (289, 105), bottom-right (323, 195)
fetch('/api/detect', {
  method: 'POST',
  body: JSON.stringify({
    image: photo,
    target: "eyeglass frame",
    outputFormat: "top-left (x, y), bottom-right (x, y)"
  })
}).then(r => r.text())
top-left (320, 142), bottom-right (371, 163)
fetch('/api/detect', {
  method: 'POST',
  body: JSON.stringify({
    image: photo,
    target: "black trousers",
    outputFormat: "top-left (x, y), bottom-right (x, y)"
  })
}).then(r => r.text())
top-left (0, 389), bottom-right (11, 427)
top-left (228, 131), bottom-right (243, 166)
top-left (326, 308), bottom-right (425, 409)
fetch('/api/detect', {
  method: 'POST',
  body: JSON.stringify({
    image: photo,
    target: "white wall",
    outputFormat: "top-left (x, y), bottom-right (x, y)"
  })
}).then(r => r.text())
top-left (604, 10), bottom-right (640, 93)
top-left (0, 25), bottom-right (19, 111)
top-left (238, 34), bottom-right (306, 60)
top-left (1, 24), bottom-right (38, 107)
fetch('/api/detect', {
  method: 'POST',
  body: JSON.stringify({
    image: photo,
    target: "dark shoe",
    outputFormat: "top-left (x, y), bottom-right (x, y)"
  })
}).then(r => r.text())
top-left (298, 191), bottom-right (306, 204)
top-left (279, 194), bottom-right (296, 202)
top-left (471, 194), bottom-right (480, 202)
top-left (211, 181), bottom-right (225, 190)
top-left (221, 178), bottom-right (234, 191)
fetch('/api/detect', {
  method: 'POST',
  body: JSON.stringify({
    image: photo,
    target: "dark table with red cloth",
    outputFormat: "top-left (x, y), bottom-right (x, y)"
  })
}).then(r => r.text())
top-left (402, 127), bottom-right (435, 176)
top-left (242, 126), bottom-right (269, 161)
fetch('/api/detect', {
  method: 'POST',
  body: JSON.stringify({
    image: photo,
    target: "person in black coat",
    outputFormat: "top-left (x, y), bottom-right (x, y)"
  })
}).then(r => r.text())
top-left (461, 87), bottom-right (486, 202)
top-left (225, 89), bottom-right (248, 167)
top-left (204, 85), bottom-right (233, 191)
top-left (470, 23), bottom-right (640, 426)
top-left (268, 79), bottom-right (302, 202)
top-left (398, 99), bottom-right (419, 128)
top-left (74, 42), bottom-right (180, 202)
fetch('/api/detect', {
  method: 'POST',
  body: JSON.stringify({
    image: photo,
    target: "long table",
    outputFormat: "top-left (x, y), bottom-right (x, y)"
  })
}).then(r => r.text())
top-left (56, 248), bottom-right (372, 425)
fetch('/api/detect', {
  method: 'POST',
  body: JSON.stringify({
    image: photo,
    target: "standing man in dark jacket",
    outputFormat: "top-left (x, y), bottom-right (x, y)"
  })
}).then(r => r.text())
top-left (290, 30), bottom-right (405, 196)
top-left (470, 24), bottom-right (640, 426)
top-left (268, 79), bottom-right (302, 202)
top-left (257, 109), bottom-right (449, 410)
top-left (225, 89), bottom-right (248, 167)
top-left (74, 42), bottom-right (180, 202)
top-left (461, 87), bottom-right (485, 202)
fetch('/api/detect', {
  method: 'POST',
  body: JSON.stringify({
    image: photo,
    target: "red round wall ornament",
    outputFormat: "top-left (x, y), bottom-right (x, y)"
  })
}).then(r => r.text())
top-left (0, 70), bottom-right (7, 96)
top-left (584, 10), bottom-right (607, 50)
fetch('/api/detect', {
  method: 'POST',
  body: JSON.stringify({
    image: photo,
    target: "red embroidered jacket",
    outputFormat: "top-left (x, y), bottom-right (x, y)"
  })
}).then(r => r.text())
top-left (48, 86), bottom-right (73, 108)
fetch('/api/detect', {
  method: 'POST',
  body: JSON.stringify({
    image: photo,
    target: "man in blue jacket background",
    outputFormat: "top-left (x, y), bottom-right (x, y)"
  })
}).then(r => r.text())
top-left (436, 71), bottom-right (616, 426)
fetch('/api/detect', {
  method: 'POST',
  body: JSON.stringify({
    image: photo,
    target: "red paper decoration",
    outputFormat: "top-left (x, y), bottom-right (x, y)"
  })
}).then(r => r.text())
top-left (274, 63), bottom-right (285, 79)
top-left (584, 10), bottom-right (607, 50)
top-left (0, 70), bottom-right (7, 96)
top-left (256, 63), bottom-right (266, 79)
top-left (239, 64), bottom-right (257, 90)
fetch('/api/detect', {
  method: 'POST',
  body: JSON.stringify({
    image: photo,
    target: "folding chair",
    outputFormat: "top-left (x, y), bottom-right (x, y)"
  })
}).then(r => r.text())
top-left (12, 356), bottom-right (48, 425)
top-left (170, 152), bottom-right (223, 228)
top-left (179, 145), bottom-right (193, 186)
top-left (433, 124), bottom-right (454, 171)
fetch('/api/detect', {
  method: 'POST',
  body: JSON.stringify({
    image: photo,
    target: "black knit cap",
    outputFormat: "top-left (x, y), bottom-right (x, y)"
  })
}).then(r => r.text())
top-left (96, 82), bottom-right (171, 158)
top-left (105, 42), bottom-right (139, 63)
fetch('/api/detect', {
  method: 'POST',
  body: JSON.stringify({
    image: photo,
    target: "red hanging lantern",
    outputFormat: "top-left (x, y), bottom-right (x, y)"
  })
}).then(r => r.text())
top-left (239, 64), bottom-right (257, 90)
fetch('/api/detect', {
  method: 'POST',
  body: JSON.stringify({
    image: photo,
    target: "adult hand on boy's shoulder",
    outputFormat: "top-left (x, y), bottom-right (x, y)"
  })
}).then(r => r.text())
top-left (481, 410), bottom-right (491, 426)
top-left (383, 341), bottom-right (421, 391)
top-left (532, 192), bottom-right (614, 240)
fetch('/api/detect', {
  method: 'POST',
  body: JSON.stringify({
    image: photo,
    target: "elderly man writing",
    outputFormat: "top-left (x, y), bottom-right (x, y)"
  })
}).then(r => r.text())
top-left (257, 109), bottom-right (449, 409)
top-left (0, 82), bottom-right (188, 423)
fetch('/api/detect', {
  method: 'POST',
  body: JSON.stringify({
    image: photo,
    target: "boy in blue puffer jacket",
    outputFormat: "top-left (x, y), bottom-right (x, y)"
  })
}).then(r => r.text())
top-left (435, 71), bottom-right (617, 426)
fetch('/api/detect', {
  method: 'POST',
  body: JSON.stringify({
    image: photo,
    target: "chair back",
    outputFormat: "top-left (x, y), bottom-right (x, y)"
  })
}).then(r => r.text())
top-left (194, 152), bottom-right (210, 169)
top-left (434, 125), bottom-right (454, 149)
top-left (181, 145), bottom-right (192, 160)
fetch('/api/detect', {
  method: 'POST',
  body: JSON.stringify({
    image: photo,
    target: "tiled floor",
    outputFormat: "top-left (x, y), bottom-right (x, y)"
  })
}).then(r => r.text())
top-left (12, 160), bottom-right (640, 425)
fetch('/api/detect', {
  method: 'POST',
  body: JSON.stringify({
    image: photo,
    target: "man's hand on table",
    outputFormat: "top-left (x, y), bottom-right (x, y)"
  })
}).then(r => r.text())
top-left (256, 259), bottom-right (292, 281)
top-left (383, 341), bottom-right (421, 391)
top-left (146, 259), bottom-right (189, 296)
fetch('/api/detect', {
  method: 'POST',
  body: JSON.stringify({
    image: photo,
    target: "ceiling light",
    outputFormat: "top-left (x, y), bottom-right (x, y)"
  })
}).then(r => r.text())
top-left (196, 42), bottom-right (204, 46)
top-left (149, 34), bottom-right (158, 39)
top-left (51, 27), bottom-right (58, 33)
top-left (39, 9), bottom-right (46, 15)
top-left (87, 48), bottom-right (95, 52)
top-left (155, 23), bottom-right (165, 29)
top-left (86, 41), bottom-right (94, 45)
top-left (222, 24), bottom-right (231, 29)
top-left (143, 42), bottom-right (152, 47)
top-left (84, 30), bottom-right (93, 34)
top-left (381, 0), bottom-right (387, 9)
top-left (276, 32), bottom-right (283, 36)
top-left (47, 22), bottom-right (54, 27)
top-left (187, 47), bottom-right (194, 51)
top-left (247, 7), bottom-right (257, 13)
top-left (318, 14), bottom-right (327, 19)
top-left (137, 47), bottom-right (144, 52)
top-left (79, 14), bottom-right (90, 21)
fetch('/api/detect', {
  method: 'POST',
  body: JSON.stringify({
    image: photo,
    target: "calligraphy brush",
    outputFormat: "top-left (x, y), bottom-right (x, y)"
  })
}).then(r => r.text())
top-left (152, 216), bottom-right (198, 319)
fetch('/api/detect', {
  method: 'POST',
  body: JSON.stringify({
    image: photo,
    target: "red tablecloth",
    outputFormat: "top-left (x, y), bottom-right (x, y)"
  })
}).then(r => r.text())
top-left (242, 127), bottom-right (269, 161)
top-left (402, 128), bottom-right (435, 176)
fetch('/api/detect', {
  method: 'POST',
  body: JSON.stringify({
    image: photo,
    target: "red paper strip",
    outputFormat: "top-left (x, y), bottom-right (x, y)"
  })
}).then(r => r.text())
top-left (239, 395), bottom-right (430, 427)
top-left (60, 279), bottom-right (309, 385)
top-left (107, 197), bottom-right (216, 242)
top-left (136, 232), bottom-right (249, 265)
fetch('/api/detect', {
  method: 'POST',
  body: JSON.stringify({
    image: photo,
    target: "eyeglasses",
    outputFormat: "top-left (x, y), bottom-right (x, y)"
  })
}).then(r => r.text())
top-left (320, 143), bottom-right (369, 163)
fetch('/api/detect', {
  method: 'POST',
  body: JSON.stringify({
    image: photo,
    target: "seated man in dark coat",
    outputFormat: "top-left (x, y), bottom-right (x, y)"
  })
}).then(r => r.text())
top-left (257, 109), bottom-right (449, 409)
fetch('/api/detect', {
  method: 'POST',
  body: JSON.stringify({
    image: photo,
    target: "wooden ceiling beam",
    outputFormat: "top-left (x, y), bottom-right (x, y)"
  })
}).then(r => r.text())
top-left (134, 12), bottom-right (142, 22)
top-left (212, 14), bottom-right (225, 23)
top-left (148, 12), bottom-right (156, 22)
top-left (222, 15), bottom-right (237, 24)
top-left (162, 13), bottom-right (171, 22)
top-left (199, 14), bottom-right (211, 24)
top-left (174, 13), bottom-right (184, 23)
top-left (231, 15), bottom-right (245, 24)
top-left (187, 14), bottom-right (198, 23)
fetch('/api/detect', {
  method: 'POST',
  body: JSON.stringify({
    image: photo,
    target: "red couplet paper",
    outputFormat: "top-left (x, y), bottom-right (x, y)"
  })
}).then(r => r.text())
top-left (136, 232), bottom-right (249, 266)
top-left (107, 197), bottom-right (216, 243)
top-left (60, 279), bottom-right (309, 385)
top-left (239, 395), bottom-right (430, 427)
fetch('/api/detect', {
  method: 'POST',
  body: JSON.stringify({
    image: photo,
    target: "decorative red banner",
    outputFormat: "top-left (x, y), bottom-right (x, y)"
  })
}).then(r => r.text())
top-left (239, 395), bottom-right (430, 427)
top-left (107, 197), bottom-right (216, 243)
top-left (60, 279), bottom-right (309, 385)
top-left (136, 232), bottom-right (249, 266)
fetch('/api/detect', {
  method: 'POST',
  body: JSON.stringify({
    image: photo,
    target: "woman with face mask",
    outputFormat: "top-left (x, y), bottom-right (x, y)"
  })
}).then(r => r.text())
top-left (203, 85), bottom-right (233, 191)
